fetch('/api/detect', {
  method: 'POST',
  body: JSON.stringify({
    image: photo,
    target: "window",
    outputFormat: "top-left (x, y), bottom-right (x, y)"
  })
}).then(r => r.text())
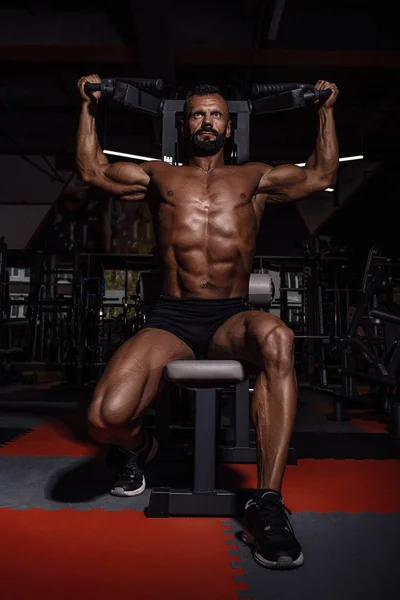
top-left (12, 268), bottom-right (18, 276)
top-left (11, 305), bottom-right (19, 317)
top-left (24, 269), bottom-right (30, 278)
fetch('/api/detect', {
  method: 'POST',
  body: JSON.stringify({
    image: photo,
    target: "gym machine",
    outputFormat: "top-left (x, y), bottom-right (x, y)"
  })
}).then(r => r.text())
top-left (0, 239), bottom-right (29, 383)
top-left (84, 78), bottom-right (331, 165)
top-left (0, 238), bottom-right (8, 323)
top-left (331, 247), bottom-right (400, 438)
top-left (259, 238), bottom-right (349, 389)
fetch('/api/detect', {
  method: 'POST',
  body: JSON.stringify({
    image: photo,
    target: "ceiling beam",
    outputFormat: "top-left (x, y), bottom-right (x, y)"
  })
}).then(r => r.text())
top-left (267, 0), bottom-right (287, 41)
top-left (1, 47), bottom-right (400, 68)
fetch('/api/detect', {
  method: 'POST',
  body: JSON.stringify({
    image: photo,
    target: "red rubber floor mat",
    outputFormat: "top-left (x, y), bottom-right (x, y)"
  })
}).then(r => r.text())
top-left (0, 509), bottom-right (245, 600)
top-left (218, 459), bottom-right (400, 513)
top-left (0, 416), bottom-right (98, 457)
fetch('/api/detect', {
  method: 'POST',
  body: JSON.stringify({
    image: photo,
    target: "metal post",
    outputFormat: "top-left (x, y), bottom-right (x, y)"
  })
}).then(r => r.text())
top-left (314, 239), bottom-right (327, 387)
top-left (194, 388), bottom-right (217, 492)
top-left (234, 110), bottom-right (250, 165)
top-left (304, 265), bottom-right (316, 384)
top-left (161, 100), bottom-right (183, 165)
top-left (0, 238), bottom-right (7, 322)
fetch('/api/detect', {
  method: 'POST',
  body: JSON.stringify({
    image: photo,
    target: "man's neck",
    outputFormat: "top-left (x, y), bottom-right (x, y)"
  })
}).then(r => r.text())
top-left (188, 152), bottom-right (225, 172)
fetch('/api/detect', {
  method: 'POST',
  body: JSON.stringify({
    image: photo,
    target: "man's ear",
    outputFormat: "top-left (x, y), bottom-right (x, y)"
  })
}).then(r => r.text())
top-left (226, 120), bottom-right (232, 139)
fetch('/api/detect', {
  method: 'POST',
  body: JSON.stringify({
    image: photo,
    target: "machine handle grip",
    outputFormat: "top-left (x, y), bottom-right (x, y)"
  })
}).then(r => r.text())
top-left (84, 78), bottom-right (164, 95)
top-left (252, 83), bottom-right (332, 102)
top-left (314, 89), bottom-right (332, 102)
top-left (252, 83), bottom-right (312, 96)
top-left (84, 82), bottom-right (101, 93)
top-left (119, 78), bottom-right (164, 91)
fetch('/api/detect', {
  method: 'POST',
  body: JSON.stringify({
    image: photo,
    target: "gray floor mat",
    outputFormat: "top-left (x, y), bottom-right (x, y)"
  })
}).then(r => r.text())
top-left (0, 455), bottom-right (151, 512)
top-left (229, 513), bottom-right (400, 600)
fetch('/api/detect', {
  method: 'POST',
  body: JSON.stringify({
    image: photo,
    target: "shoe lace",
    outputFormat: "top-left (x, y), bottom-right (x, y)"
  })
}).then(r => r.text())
top-left (257, 497), bottom-right (294, 535)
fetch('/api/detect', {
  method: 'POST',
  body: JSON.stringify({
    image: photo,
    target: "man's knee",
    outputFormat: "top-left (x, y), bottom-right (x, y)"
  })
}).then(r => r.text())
top-left (260, 325), bottom-right (295, 371)
top-left (88, 388), bottom-right (141, 438)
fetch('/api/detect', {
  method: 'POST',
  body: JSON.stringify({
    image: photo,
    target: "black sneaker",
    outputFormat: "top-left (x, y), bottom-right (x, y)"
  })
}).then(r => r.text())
top-left (109, 431), bottom-right (158, 497)
top-left (241, 491), bottom-right (304, 569)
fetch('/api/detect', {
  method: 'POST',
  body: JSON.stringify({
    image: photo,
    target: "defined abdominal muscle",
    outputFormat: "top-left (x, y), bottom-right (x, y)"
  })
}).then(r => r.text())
top-left (160, 253), bottom-right (249, 298)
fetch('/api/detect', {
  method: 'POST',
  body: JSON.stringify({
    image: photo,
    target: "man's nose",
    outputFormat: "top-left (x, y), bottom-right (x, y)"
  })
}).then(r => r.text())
top-left (202, 113), bottom-right (212, 126)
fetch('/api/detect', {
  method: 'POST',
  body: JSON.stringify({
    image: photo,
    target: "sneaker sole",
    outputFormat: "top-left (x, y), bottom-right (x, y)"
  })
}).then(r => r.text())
top-left (109, 436), bottom-right (159, 498)
top-left (241, 529), bottom-right (304, 569)
top-left (110, 476), bottom-right (147, 497)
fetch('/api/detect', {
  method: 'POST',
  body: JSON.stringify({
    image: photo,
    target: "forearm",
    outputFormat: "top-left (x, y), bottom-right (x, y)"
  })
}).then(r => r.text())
top-left (76, 101), bottom-right (109, 181)
top-left (306, 107), bottom-right (339, 183)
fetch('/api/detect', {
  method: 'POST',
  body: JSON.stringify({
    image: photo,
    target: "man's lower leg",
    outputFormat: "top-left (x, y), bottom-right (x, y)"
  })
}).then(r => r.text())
top-left (251, 366), bottom-right (298, 491)
top-left (90, 417), bottom-right (144, 451)
top-left (244, 364), bottom-right (304, 569)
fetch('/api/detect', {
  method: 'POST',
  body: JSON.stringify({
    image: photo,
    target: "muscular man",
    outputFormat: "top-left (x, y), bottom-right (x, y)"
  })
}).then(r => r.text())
top-left (76, 75), bottom-right (339, 569)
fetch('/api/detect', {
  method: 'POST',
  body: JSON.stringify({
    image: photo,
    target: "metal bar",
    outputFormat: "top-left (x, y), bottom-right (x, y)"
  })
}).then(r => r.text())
top-left (161, 100), bottom-right (180, 164)
top-left (370, 308), bottom-right (400, 325)
top-left (387, 343), bottom-right (400, 379)
top-left (351, 336), bottom-right (387, 374)
top-left (347, 270), bottom-right (385, 340)
top-left (234, 111), bottom-right (250, 165)
top-left (194, 388), bottom-right (217, 493)
top-left (339, 368), bottom-right (396, 386)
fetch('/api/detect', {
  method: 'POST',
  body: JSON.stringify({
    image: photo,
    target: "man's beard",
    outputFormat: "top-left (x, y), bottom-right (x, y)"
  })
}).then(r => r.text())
top-left (189, 128), bottom-right (227, 156)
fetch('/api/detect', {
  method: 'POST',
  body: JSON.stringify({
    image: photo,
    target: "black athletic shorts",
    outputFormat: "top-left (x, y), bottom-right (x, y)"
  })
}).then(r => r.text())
top-left (141, 294), bottom-right (256, 359)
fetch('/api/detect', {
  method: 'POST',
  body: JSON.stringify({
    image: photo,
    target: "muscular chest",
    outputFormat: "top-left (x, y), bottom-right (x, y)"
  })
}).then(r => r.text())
top-left (150, 168), bottom-right (263, 239)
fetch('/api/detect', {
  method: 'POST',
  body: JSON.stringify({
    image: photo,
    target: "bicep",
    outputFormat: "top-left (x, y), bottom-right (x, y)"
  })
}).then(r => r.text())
top-left (258, 164), bottom-right (328, 203)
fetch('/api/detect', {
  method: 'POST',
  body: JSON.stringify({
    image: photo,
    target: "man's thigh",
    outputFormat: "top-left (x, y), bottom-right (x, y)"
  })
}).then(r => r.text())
top-left (92, 327), bottom-right (195, 415)
top-left (207, 310), bottom-right (285, 369)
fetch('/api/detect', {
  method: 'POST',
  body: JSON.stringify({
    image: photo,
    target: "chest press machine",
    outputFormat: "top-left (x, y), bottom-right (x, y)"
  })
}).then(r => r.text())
top-left (85, 78), bottom-right (330, 516)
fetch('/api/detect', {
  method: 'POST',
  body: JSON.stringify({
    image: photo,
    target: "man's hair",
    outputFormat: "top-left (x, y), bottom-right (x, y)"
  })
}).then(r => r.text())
top-left (184, 84), bottom-right (225, 119)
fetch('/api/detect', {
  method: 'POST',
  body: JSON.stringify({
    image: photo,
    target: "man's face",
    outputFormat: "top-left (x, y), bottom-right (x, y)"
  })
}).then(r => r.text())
top-left (184, 94), bottom-right (231, 156)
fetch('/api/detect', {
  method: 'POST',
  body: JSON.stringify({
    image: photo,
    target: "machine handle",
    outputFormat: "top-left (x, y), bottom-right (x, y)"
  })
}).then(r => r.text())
top-left (117, 78), bottom-right (164, 91)
top-left (252, 83), bottom-right (311, 96)
top-left (313, 89), bottom-right (332, 102)
top-left (84, 78), bottom-right (164, 95)
top-left (252, 82), bottom-right (332, 103)
top-left (84, 82), bottom-right (101, 93)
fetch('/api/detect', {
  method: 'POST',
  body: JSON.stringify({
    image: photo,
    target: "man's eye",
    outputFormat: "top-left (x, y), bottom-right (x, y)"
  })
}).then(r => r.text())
top-left (213, 112), bottom-right (221, 117)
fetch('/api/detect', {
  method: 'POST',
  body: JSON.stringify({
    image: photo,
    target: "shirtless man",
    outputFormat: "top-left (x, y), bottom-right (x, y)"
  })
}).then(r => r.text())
top-left (76, 75), bottom-right (339, 569)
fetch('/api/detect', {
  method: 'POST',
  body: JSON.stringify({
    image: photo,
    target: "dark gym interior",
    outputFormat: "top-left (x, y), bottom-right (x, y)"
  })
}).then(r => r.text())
top-left (0, 2), bottom-right (399, 599)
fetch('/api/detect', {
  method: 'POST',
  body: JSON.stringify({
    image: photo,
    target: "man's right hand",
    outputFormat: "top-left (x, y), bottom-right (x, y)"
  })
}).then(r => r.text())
top-left (77, 74), bottom-right (102, 103)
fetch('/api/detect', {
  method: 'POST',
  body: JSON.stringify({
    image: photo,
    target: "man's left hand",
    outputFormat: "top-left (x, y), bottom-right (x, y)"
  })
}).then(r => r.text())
top-left (314, 80), bottom-right (339, 108)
